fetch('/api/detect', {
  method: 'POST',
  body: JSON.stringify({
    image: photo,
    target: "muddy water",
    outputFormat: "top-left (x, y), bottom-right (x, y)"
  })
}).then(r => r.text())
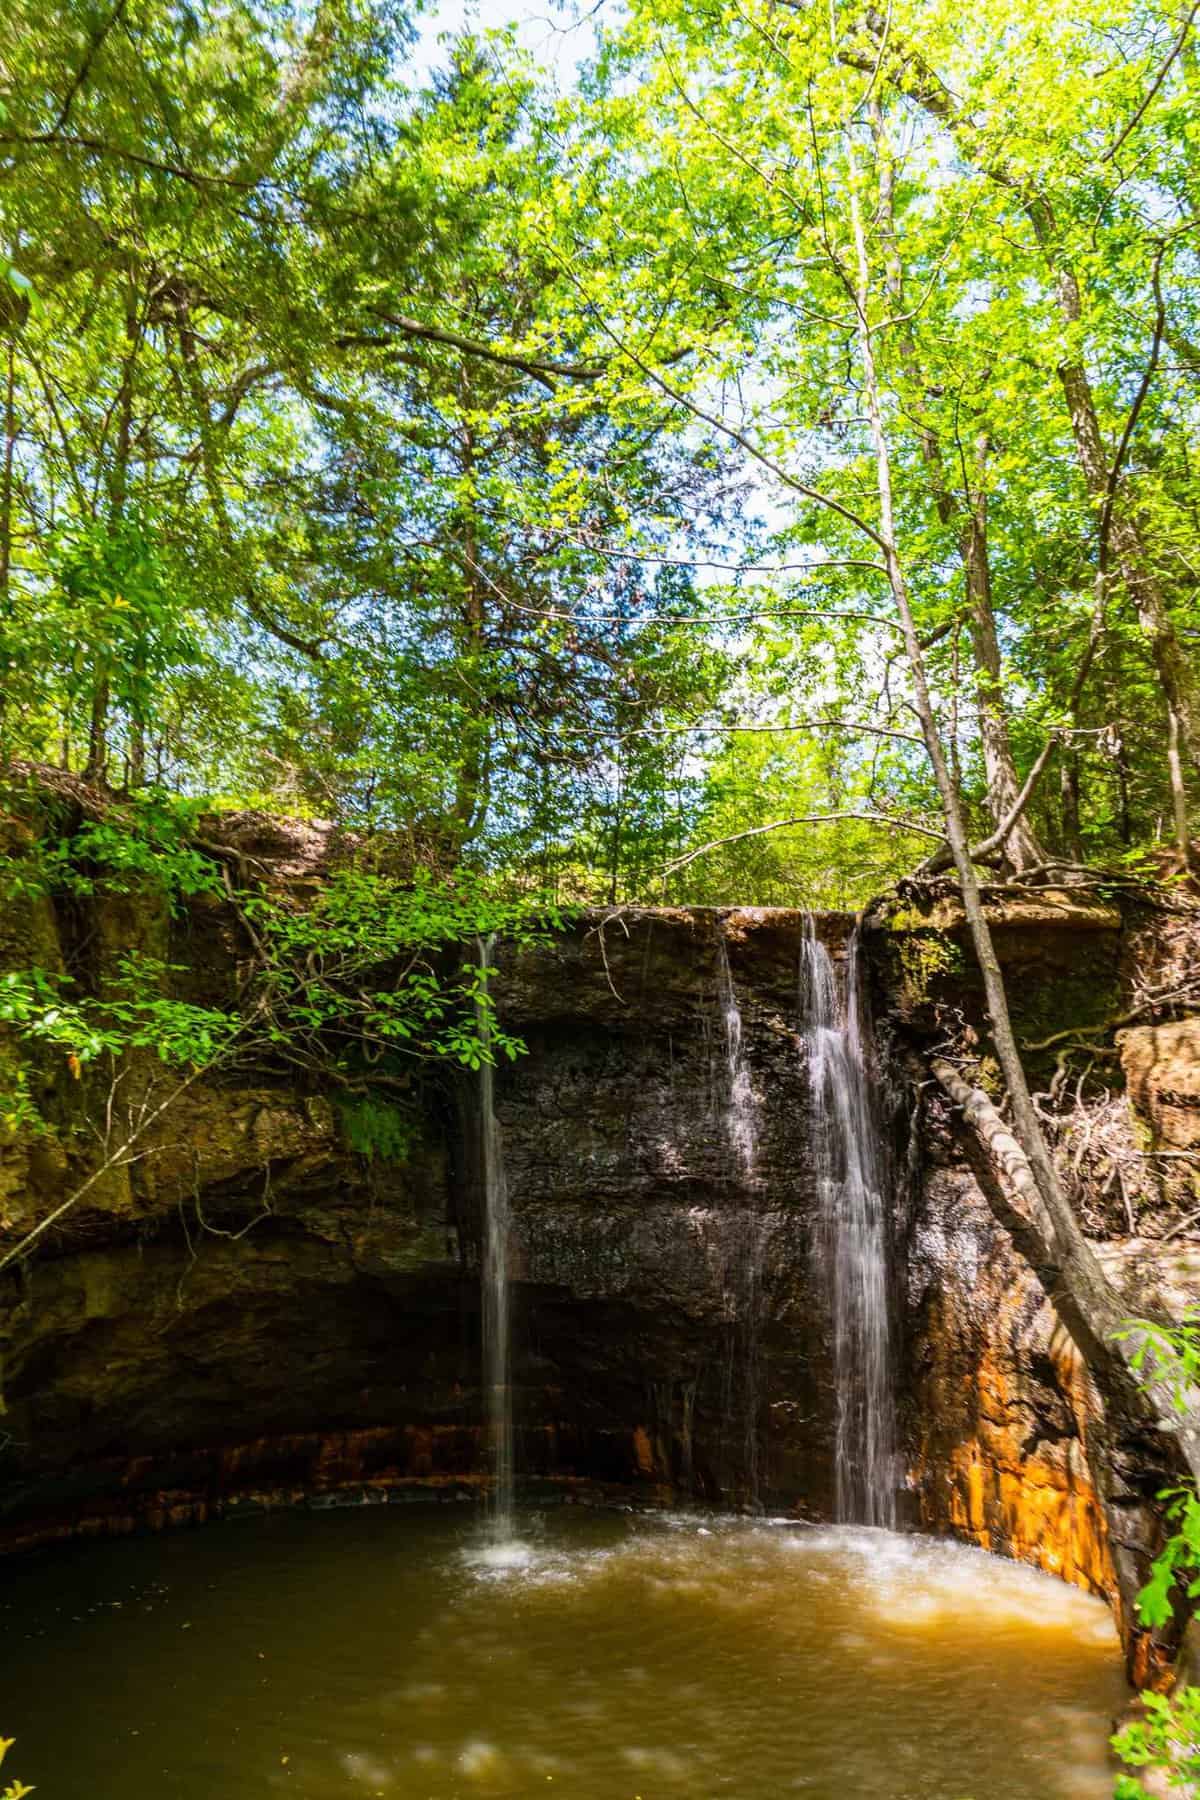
top-left (0, 1508), bottom-right (1126, 1798)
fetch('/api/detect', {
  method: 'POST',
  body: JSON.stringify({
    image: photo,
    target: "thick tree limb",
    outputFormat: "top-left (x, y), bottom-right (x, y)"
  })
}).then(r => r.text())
top-left (367, 312), bottom-right (605, 388)
top-left (1102, 2), bottom-right (1200, 162)
top-left (917, 731), bottom-right (1061, 876)
top-left (52, 0), bottom-right (131, 132)
top-left (0, 130), bottom-right (256, 190)
top-left (932, 1056), bottom-right (1200, 1484)
top-left (623, 717), bottom-right (923, 744)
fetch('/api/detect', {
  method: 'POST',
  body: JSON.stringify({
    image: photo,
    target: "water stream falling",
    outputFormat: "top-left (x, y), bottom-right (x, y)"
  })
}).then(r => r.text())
top-left (716, 929), bottom-right (759, 1187)
top-left (714, 925), bottom-right (766, 1509)
top-left (799, 918), bottom-right (897, 1527)
top-left (475, 933), bottom-right (515, 1545)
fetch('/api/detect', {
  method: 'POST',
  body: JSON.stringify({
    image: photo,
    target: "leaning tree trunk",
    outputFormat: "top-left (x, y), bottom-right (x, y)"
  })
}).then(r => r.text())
top-left (844, 143), bottom-right (1200, 1621)
top-left (931, 1058), bottom-right (1200, 1678)
top-left (931, 1059), bottom-right (1200, 1483)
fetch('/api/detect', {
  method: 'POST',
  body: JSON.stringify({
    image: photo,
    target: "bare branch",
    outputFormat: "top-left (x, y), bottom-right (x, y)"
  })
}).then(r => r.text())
top-left (1102, 3), bottom-right (1200, 162)
top-left (662, 809), bottom-right (944, 876)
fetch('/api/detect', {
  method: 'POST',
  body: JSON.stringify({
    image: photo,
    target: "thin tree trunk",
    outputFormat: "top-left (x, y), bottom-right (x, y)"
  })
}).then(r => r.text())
top-left (870, 104), bottom-right (1044, 872)
top-left (1053, 327), bottom-right (1194, 863)
top-left (128, 717), bottom-right (146, 789)
top-left (0, 342), bottom-right (14, 605)
top-left (960, 467), bottom-right (1046, 873)
top-left (1060, 750), bottom-right (1084, 860)
top-left (0, 340), bottom-right (15, 754)
top-left (86, 281), bottom-right (138, 785)
top-left (845, 134), bottom-right (1148, 1413)
top-left (860, 39), bottom-right (1195, 860)
top-left (448, 431), bottom-right (489, 861)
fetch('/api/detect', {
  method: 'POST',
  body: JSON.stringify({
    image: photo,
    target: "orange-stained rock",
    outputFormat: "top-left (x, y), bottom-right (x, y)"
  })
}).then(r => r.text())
top-left (907, 1209), bottom-right (1117, 1603)
top-left (902, 1160), bottom-right (1193, 1681)
top-left (1120, 1015), bottom-right (1200, 1150)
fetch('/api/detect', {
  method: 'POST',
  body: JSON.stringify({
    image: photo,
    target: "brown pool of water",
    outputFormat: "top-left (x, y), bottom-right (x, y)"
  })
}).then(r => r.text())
top-left (0, 1506), bottom-right (1127, 1798)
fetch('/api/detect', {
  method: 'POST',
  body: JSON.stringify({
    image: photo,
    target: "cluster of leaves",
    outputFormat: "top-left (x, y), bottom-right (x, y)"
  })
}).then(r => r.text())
top-left (337, 1095), bottom-right (417, 1165)
top-left (0, 957), bottom-right (242, 1140)
top-left (242, 869), bottom-right (556, 1077)
top-left (1113, 1314), bottom-right (1200, 1797)
top-left (0, 960), bottom-right (237, 1072)
top-left (1118, 1314), bottom-right (1200, 1421)
top-left (0, 1735), bottom-right (32, 1800)
top-left (1115, 1688), bottom-right (1200, 1797)
top-left (1, 781), bottom-right (223, 907)
top-left (0, 799), bottom-right (564, 1176)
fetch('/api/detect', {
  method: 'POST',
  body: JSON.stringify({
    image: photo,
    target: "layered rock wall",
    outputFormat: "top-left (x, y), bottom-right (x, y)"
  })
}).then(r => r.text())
top-left (2, 860), bottom-right (1197, 1677)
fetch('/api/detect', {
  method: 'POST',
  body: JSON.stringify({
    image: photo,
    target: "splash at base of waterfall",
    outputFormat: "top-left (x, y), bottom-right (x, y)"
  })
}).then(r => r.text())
top-left (0, 1506), bottom-right (1125, 1800)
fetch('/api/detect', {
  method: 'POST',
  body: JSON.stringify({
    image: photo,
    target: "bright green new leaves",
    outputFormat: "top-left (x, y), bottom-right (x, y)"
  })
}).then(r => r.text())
top-left (242, 868), bottom-right (556, 1072)
top-left (0, 1733), bottom-right (33, 1800)
top-left (552, 0), bottom-right (1200, 870)
top-left (1, 0), bottom-right (1196, 898)
top-left (1113, 1687), bottom-right (1200, 1797)
top-left (0, 961), bottom-right (239, 1070)
top-left (1111, 1311), bottom-right (1200, 1797)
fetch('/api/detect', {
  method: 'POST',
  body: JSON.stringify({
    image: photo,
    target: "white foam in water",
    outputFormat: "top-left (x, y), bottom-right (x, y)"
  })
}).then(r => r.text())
top-left (340, 1750), bottom-right (395, 1787)
top-left (464, 1538), bottom-right (536, 1573)
top-left (464, 1513), bottom-right (1115, 1650)
top-left (783, 1523), bottom-right (1119, 1645)
top-left (458, 1739), bottom-right (506, 1780)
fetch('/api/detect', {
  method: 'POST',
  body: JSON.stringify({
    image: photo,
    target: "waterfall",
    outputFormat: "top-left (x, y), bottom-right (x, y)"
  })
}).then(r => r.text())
top-left (799, 918), bottom-right (896, 1528)
top-left (715, 926), bottom-right (765, 1510)
top-left (476, 933), bottom-right (515, 1543)
top-left (717, 930), bottom-right (758, 1186)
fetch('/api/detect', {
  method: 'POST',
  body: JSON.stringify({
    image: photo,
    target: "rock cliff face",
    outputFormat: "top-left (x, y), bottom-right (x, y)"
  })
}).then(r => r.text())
top-left (1, 906), bottom-right (854, 1543)
top-left (869, 885), bottom-right (1200, 1677)
top-left (1, 862), bottom-right (1197, 1675)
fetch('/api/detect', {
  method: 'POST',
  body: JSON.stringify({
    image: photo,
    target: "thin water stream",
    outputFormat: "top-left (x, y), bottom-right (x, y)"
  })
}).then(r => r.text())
top-left (715, 928), bottom-right (758, 1187)
top-left (800, 919), bottom-right (897, 1527)
top-left (0, 1507), bottom-right (1126, 1799)
top-left (475, 934), bottom-right (514, 1546)
top-left (714, 927), bottom-right (767, 1509)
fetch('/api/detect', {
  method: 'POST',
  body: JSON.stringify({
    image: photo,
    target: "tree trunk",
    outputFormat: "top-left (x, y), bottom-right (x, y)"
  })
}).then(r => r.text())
top-left (960, 473), bottom-right (1046, 873)
top-left (446, 421), bottom-right (490, 862)
top-left (84, 678), bottom-right (110, 785)
top-left (0, 341), bottom-right (15, 754)
top-left (930, 1057), bottom-right (1200, 1678)
top-left (861, 35), bottom-right (1196, 862)
top-left (870, 104), bottom-right (1045, 872)
top-left (845, 135), bottom-right (1200, 1519)
top-left (86, 281), bottom-right (139, 785)
top-left (1060, 749), bottom-right (1084, 860)
top-left (1053, 335), bottom-right (1195, 864)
